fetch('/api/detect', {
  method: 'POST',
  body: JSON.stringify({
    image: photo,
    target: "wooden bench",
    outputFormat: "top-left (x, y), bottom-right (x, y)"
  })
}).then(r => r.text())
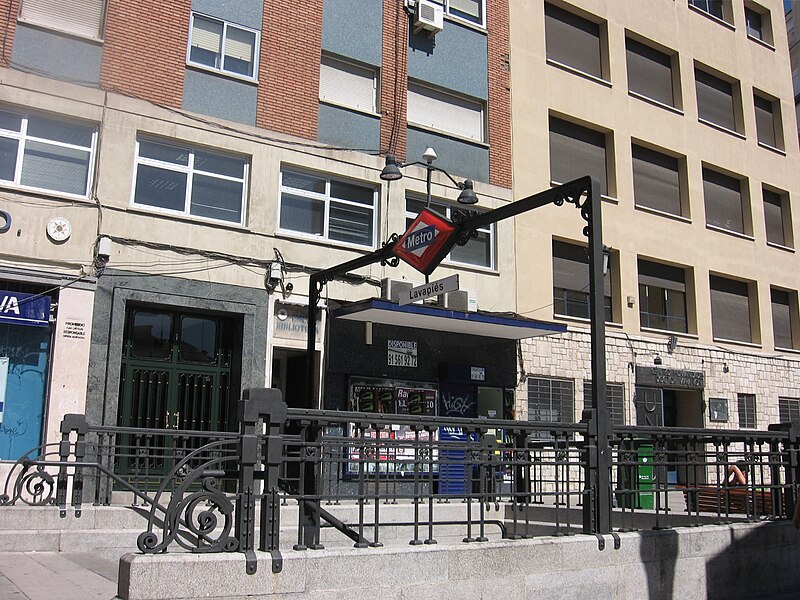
top-left (682, 486), bottom-right (776, 516)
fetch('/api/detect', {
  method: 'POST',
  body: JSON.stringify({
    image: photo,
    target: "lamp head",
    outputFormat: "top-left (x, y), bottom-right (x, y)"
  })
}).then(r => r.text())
top-left (422, 147), bottom-right (438, 164)
top-left (457, 179), bottom-right (478, 205)
top-left (380, 154), bottom-right (403, 181)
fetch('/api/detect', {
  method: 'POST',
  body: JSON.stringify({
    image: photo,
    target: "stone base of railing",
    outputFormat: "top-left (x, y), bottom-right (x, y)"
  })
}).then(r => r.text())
top-left (117, 520), bottom-right (800, 600)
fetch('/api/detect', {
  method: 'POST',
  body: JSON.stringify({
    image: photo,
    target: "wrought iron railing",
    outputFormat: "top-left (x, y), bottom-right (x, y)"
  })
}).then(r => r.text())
top-left (1, 388), bottom-right (798, 575)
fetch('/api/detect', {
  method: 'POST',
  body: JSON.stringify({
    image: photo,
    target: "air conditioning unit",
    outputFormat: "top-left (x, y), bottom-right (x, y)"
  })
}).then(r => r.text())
top-left (438, 289), bottom-right (478, 312)
top-left (414, 0), bottom-right (444, 36)
top-left (381, 278), bottom-right (417, 304)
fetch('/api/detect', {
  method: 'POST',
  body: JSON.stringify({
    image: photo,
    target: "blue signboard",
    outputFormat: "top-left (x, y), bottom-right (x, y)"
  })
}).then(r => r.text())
top-left (0, 291), bottom-right (51, 328)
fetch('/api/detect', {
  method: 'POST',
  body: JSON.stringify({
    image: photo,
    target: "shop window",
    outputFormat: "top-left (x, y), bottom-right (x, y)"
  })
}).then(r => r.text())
top-left (544, 2), bottom-right (606, 81)
top-left (132, 138), bottom-right (248, 225)
top-left (771, 288), bottom-right (796, 350)
top-left (19, 0), bottom-right (106, 39)
top-left (405, 197), bottom-right (494, 269)
top-left (695, 67), bottom-right (741, 134)
top-left (754, 92), bottom-right (783, 150)
top-left (638, 259), bottom-right (688, 334)
top-left (188, 13), bottom-right (259, 80)
top-left (710, 275), bottom-right (754, 343)
top-left (763, 187), bottom-right (792, 248)
top-left (279, 168), bottom-right (377, 248)
top-left (552, 239), bottom-right (612, 322)
top-left (632, 143), bottom-right (683, 216)
top-left (702, 167), bottom-right (746, 235)
top-left (625, 37), bottom-right (678, 108)
top-left (737, 393), bottom-right (757, 429)
top-left (527, 377), bottom-right (574, 423)
top-left (583, 381), bottom-right (625, 426)
top-left (779, 397), bottom-right (800, 424)
top-left (320, 54), bottom-right (378, 114)
top-left (0, 108), bottom-right (96, 197)
top-left (549, 116), bottom-right (610, 196)
top-left (407, 82), bottom-right (485, 143)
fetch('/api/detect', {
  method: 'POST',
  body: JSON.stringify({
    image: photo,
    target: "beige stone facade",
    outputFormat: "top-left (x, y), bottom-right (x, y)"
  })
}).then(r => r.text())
top-left (511, 0), bottom-right (800, 430)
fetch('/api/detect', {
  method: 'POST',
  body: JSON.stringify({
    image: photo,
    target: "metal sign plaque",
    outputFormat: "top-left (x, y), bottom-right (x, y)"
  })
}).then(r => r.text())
top-left (0, 290), bottom-right (50, 328)
top-left (393, 209), bottom-right (457, 275)
top-left (635, 366), bottom-right (705, 390)
top-left (398, 274), bottom-right (459, 306)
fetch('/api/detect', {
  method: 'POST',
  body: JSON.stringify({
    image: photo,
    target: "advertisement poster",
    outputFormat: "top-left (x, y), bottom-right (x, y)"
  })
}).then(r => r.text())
top-left (345, 385), bottom-right (438, 477)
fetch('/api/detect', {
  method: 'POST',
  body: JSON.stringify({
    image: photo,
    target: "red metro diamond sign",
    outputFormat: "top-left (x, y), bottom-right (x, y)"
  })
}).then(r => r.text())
top-left (393, 208), bottom-right (457, 276)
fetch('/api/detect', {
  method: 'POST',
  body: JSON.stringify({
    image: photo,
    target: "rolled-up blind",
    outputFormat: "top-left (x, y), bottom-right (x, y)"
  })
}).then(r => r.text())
top-left (20, 0), bottom-right (105, 39)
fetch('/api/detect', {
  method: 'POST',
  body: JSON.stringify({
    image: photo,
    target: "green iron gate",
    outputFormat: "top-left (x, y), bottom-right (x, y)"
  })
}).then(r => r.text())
top-left (117, 307), bottom-right (238, 481)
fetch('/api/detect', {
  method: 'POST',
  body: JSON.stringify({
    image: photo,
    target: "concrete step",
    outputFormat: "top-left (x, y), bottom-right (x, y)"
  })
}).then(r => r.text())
top-left (0, 501), bottom-right (510, 561)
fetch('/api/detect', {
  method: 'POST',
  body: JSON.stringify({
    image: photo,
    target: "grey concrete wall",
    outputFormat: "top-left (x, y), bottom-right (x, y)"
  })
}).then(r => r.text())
top-left (85, 270), bottom-right (268, 428)
top-left (406, 126), bottom-right (489, 182)
top-left (191, 0), bottom-right (263, 29)
top-left (322, 0), bottom-right (382, 66)
top-left (11, 24), bottom-right (101, 87)
top-left (408, 20), bottom-right (488, 101)
top-left (183, 70), bottom-right (258, 126)
top-left (317, 104), bottom-right (380, 153)
top-left (117, 521), bottom-right (800, 600)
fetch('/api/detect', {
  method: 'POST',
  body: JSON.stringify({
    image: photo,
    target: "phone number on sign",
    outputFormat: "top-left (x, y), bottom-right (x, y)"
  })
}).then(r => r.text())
top-left (388, 351), bottom-right (417, 367)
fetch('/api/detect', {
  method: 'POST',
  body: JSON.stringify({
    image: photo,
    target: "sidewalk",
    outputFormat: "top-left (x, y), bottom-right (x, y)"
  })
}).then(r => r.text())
top-left (0, 552), bottom-right (117, 600)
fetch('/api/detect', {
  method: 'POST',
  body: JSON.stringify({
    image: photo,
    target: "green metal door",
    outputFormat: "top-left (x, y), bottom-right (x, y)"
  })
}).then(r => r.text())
top-left (117, 307), bottom-right (237, 480)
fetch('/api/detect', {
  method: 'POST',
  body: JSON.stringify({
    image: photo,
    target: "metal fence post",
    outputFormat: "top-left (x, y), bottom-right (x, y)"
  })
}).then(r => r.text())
top-left (57, 414), bottom-right (87, 518)
top-left (236, 387), bottom-right (286, 575)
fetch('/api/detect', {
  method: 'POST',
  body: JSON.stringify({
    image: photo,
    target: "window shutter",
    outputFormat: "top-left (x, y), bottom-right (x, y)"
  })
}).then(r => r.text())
top-left (553, 240), bottom-right (610, 296)
top-left (638, 260), bottom-right (685, 292)
top-left (710, 275), bottom-right (751, 342)
top-left (544, 3), bottom-right (602, 79)
top-left (20, 0), bottom-right (105, 38)
top-left (626, 39), bottom-right (674, 107)
top-left (702, 168), bottom-right (744, 233)
top-left (754, 94), bottom-right (776, 147)
top-left (771, 289), bottom-right (793, 349)
top-left (632, 144), bottom-right (681, 215)
top-left (549, 116), bottom-right (607, 195)
top-left (407, 83), bottom-right (484, 142)
top-left (320, 57), bottom-right (377, 114)
top-left (695, 69), bottom-right (737, 132)
top-left (763, 189), bottom-right (785, 246)
top-left (225, 28), bottom-right (254, 63)
top-left (191, 17), bottom-right (223, 54)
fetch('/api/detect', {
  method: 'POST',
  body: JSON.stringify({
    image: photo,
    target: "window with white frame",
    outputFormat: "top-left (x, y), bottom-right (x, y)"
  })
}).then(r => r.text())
top-left (430, 0), bottom-right (485, 26)
top-left (132, 139), bottom-right (248, 225)
top-left (0, 108), bottom-right (96, 196)
top-left (407, 82), bottom-right (485, 143)
top-left (19, 0), bottom-right (106, 39)
top-left (405, 197), bottom-right (494, 269)
top-left (319, 54), bottom-right (378, 114)
top-left (188, 13), bottom-right (259, 80)
top-left (279, 169), bottom-right (377, 248)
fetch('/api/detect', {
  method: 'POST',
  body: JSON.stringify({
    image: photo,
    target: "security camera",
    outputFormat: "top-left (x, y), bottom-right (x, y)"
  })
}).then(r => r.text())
top-left (422, 147), bottom-right (437, 163)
